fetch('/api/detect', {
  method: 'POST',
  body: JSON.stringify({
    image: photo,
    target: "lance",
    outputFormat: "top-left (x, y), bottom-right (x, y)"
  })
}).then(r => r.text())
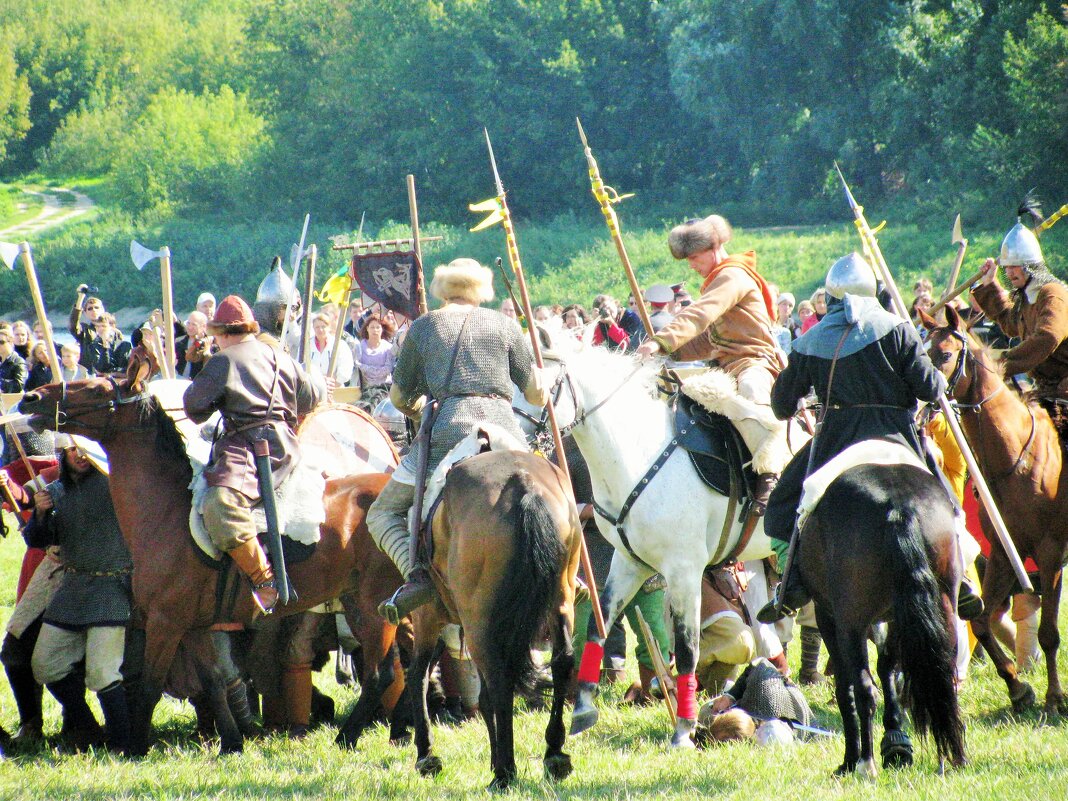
top-left (483, 128), bottom-right (606, 639)
top-left (940, 214), bottom-right (968, 305)
top-left (0, 242), bottom-right (63, 384)
top-left (407, 175), bottom-right (429, 316)
top-left (279, 213), bottom-right (311, 353)
top-left (130, 241), bottom-right (177, 379)
top-left (300, 244), bottom-right (318, 369)
top-left (327, 212), bottom-right (366, 381)
top-left (576, 119), bottom-right (655, 340)
top-left (834, 164), bottom-right (1032, 591)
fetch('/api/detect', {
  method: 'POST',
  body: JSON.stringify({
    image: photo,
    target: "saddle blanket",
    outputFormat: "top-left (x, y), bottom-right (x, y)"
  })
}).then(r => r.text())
top-left (419, 423), bottom-right (528, 525)
top-left (796, 439), bottom-right (928, 531)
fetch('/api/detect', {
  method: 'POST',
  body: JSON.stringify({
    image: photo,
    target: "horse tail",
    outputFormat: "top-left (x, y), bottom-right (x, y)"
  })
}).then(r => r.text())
top-left (886, 507), bottom-right (966, 765)
top-left (488, 470), bottom-right (567, 696)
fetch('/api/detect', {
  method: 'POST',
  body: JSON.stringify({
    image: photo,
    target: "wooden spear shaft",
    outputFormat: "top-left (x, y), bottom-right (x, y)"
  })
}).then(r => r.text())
top-left (635, 607), bottom-right (677, 726)
top-left (159, 247), bottom-right (177, 379)
top-left (498, 205), bottom-right (607, 640)
top-left (407, 175), bottom-right (429, 316)
top-left (17, 243), bottom-right (63, 384)
top-left (929, 267), bottom-right (985, 318)
top-left (300, 244), bottom-right (318, 370)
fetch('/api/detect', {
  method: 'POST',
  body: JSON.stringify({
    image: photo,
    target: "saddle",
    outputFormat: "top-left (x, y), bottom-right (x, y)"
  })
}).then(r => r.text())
top-left (674, 393), bottom-right (756, 501)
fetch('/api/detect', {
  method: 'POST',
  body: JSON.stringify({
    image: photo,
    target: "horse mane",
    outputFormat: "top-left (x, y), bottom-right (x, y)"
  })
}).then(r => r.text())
top-left (136, 394), bottom-right (191, 465)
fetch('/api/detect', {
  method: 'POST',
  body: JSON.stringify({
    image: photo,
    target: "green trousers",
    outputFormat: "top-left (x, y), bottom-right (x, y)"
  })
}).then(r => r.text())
top-left (572, 588), bottom-right (670, 671)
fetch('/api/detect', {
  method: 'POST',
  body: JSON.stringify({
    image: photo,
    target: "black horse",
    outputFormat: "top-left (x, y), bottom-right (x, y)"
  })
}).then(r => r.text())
top-left (798, 462), bottom-right (967, 776)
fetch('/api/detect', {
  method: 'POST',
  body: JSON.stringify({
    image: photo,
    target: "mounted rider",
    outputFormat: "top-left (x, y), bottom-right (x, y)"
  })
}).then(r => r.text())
top-left (183, 295), bottom-right (321, 614)
top-left (636, 214), bottom-right (786, 516)
top-left (372, 258), bottom-right (548, 625)
top-left (757, 253), bottom-right (982, 623)
top-left (972, 219), bottom-right (1068, 431)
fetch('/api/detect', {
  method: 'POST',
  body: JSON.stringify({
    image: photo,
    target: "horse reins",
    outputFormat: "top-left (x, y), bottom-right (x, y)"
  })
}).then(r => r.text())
top-left (50, 375), bottom-right (152, 437)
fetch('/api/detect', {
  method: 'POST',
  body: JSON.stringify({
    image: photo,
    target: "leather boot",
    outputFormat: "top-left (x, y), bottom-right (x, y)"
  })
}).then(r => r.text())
top-left (228, 539), bottom-right (278, 615)
top-left (377, 567), bottom-right (435, 626)
top-left (956, 577), bottom-right (984, 622)
top-left (798, 625), bottom-right (828, 685)
top-left (756, 567), bottom-right (810, 624)
top-left (752, 472), bottom-right (779, 517)
top-left (621, 664), bottom-right (656, 706)
top-left (47, 673), bottom-right (103, 751)
top-left (281, 663), bottom-right (312, 738)
top-left (97, 682), bottom-right (131, 756)
top-left (226, 679), bottom-right (262, 737)
top-left (5, 663), bottom-right (43, 745)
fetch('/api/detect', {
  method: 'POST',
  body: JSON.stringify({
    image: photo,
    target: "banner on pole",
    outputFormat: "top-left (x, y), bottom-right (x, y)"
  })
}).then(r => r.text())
top-left (350, 250), bottom-right (423, 319)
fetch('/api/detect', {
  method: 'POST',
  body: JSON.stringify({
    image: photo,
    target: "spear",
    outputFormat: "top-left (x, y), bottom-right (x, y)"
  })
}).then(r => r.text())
top-left (575, 119), bottom-right (655, 340)
top-left (279, 213), bottom-right (311, 353)
top-left (940, 214), bottom-right (968, 304)
top-left (834, 164), bottom-right (1032, 592)
top-left (327, 212), bottom-right (365, 381)
top-left (481, 128), bottom-right (606, 639)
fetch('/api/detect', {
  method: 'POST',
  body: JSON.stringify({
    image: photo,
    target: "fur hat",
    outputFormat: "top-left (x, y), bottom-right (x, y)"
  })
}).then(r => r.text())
top-left (430, 258), bottom-right (495, 304)
top-left (668, 215), bottom-right (732, 259)
top-left (207, 295), bottom-right (260, 336)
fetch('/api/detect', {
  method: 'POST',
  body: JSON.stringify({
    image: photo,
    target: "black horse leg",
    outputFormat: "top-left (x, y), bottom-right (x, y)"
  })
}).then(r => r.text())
top-left (202, 665), bottom-right (243, 754)
top-left (878, 627), bottom-right (912, 768)
top-left (131, 682), bottom-right (163, 758)
top-left (478, 674), bottom-right (498, 777)
top-left (544, 611), bottom-right (574, 781)
top-left (487, 671), bottom-right (517, 791)
top-left (840, 624), bottom-right (878, 777)
top-left (336, 648), bottom-right (387, 748)
top-left (819, 609), bottom-right (860, 774)
top-left (409, 632), bottom-right (441, 776)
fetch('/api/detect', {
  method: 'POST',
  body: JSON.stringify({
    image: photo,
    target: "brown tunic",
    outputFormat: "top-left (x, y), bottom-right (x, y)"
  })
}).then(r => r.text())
top-left (972, 281), bottom-right (1068, 390)
top-left (652, 255), bottom-right (781, 378)
top-left (183, 337), bottom-right (320, 499)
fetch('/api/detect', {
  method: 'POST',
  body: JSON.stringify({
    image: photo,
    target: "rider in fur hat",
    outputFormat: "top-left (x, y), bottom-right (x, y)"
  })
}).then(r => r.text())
top-left (636, 214), bottom-right (788, 517)
top-left (371, 258), bottom-right (548, 625)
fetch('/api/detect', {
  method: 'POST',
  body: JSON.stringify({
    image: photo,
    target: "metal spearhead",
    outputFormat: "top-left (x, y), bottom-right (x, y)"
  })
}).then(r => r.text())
top-left (833, 162), bottom-right (860, 215)
top-left (951, 213), bottom-right (963, 245)
top-left (484, 128), bottom-right (505, 198)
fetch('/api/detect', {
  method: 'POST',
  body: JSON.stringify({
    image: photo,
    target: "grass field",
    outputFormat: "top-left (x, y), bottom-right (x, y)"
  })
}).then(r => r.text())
top-left (0, 508), bottom-right (1065, 800)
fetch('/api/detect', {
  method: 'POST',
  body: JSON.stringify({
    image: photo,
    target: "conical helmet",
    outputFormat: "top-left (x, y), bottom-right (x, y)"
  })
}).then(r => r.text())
top-left (255, 256), bottom-right (296, 305)
top-left (825, 252), bottom-right (877, 299)
top-left (999, 222), bottom-right (1044, 267)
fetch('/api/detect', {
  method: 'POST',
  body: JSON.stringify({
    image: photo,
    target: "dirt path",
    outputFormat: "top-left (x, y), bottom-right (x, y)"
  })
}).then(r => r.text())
top-left (0, 187), bottom-right (94, 240)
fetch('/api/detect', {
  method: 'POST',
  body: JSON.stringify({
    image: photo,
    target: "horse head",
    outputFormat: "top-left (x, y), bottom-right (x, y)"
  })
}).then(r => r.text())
top-left (19, 352), bottom-right (152, 443)
top-left (920, 305), bottom-right (981, 402)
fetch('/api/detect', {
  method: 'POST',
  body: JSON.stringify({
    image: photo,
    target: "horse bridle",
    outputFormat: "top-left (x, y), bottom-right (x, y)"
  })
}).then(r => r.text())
top-left (51, 375), bottom-right (151, 436)
top-left (558, 361), bottom-right (647, 437)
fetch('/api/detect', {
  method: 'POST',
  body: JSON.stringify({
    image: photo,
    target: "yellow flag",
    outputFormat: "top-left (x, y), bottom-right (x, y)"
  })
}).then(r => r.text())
top-left (316, 269), bottom-right (352, 304)
top-left (469, 197), bottom-right (504, 232)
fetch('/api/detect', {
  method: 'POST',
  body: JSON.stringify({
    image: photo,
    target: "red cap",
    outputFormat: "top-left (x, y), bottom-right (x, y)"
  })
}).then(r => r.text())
top-left (207, 295), bottom-right (259, 335)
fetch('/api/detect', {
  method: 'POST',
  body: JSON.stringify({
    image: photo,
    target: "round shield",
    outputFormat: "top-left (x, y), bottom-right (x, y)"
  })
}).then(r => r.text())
top-left (298, 403), bottom-right (399, 479)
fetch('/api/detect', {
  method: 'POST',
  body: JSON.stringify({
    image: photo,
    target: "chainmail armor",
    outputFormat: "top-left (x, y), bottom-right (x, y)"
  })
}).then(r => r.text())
top-left (394, 306), bottom-right (534, 475)
top-left (730, 658), bottom-right (812, 725)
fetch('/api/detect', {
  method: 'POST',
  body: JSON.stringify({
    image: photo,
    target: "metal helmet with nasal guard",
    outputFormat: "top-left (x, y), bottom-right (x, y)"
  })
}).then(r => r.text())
top-left (825, 252), bottom-right (877, 299)
top-left (999, 222), bottom-right (1044, 268)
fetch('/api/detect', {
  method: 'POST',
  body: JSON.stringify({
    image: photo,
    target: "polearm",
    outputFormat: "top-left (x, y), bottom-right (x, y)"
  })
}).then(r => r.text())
top-left (327, 212), bottom-right (366, 381)
top-left (576, 119), bottom-right (655, 340)
top-left (278, 213), bottom-right (311, 353)
top-left (482, 128), bottom-right (607, 639)
top-left (635, 606), bottom-right (677, 726)
top-left (0, 242), bottom-right (64, 384)
top-left (940, 214), bottom-right (968, 304)
top-left (299, 244), bottom-right (317, 369)
top-left (834, 165), bottom-right (1033, 591)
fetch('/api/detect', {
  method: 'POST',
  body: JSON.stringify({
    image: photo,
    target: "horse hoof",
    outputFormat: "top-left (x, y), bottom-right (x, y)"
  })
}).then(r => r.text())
top-left (389, 732), bottom-right (412, 746)
top-left (833, 763), bottom-right (853, 777)
top-left (569, 703), bottom-right (599, 736)
top-left (335, 730), bottom-right (359, 750)
top-left (669, 734), bottom-right (696, 750)
top-left (488, 775), bottom-right (513, 792)
top-left (416, 755), bottom-right (443, 777)
top-left (857, 758), bottom-right (878, 781)
top-left (1011, 682), bottom-right (1037, 713)
top-left (220, 740), bottom-right (244, 755)
top-left (544, 752), bottom-right (573, 781)
top-left (880, 730), bottom-right (913, 769)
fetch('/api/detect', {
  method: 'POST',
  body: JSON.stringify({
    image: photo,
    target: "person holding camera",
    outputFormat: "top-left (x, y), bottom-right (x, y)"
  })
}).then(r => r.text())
top-left (591, 295), bottom-right (630, 351)
top-left (69, 285), bottom-right (106, 372)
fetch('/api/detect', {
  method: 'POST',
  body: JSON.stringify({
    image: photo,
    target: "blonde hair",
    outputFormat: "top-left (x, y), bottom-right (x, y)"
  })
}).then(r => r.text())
top-left (708, 709), bottom-right (756, 742)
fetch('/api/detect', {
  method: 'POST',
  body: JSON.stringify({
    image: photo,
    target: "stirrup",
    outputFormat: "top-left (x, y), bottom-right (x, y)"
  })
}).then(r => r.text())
top-left (252, 580), bottom-right (278, 615)
top-left (756, 584), bottom-right (802, 625)
top-left (377, 574), bottom-right (435, 626)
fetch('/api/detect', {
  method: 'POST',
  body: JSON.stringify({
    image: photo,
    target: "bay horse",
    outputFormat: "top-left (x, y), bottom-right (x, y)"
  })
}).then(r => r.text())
top-left (799, 462), bottom-right (966, 776)
top-left (923, 306), bottom-right (1068, 714)
top-left (19, 359), bottom-right (410, 754)
top-left (553, 346), bottom-right (780, 747)
top-left (407, 449), bottom-right (580, 790)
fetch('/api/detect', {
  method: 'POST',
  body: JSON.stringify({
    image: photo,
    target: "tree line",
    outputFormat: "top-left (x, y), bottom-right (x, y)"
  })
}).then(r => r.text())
top-left (0, 1), bottom-right (1066, 230)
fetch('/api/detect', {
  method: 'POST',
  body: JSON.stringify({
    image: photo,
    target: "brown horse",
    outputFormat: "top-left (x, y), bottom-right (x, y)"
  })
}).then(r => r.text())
top-left (924, 306), bottom-right (1068, 714)
top-left (19, 364), bottom-right (410, 754)
top-left (407, 450), bottom-right (580, 790)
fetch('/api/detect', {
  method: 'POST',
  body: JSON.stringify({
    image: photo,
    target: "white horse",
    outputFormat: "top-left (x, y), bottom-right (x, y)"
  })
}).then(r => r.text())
top-left (549, 345), bottom-right (782, 747)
